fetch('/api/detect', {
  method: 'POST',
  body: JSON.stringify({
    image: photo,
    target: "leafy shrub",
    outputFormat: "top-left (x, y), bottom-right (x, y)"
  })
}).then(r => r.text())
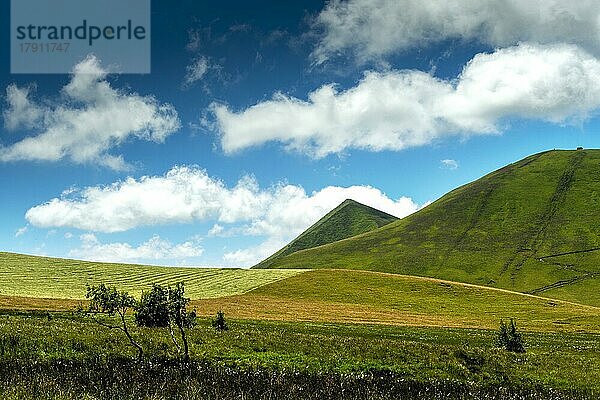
top-left (212, 310), bottom-right (228, 332)
top-left (167, 283), bottom-right (197, 361)
top-left (135, 284), bottom-right (169, 328)
top-left (130, 282), bottom-right (197, 360)
top-left (497, 319), bottom-right (526, 353)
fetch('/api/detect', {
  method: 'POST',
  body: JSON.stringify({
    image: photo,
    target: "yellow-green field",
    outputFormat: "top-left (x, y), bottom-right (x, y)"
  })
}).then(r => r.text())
top-left (0, 252), bottom-right (305, 299)
top-left (2, 252), bottom-right (599, 334)
top-left (193, 269), bottom-right (600, 333)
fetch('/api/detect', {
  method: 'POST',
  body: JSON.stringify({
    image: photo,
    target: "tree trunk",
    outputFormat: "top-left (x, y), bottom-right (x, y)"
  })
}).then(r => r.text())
top-left (168, 322), bottom-right (181, 354)
top-left (177, 321), bottom-right (189, 362)
top-left (120, 312), bottom-right (143, 361)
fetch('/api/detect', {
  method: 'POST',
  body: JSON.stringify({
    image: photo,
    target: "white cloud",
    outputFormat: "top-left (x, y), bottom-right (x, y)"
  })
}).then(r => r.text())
top-left (441, 159), bottom-right (458, 170)
top-left (312, 0), bottom-right (600, 63)
top-left (1, 55), bottom-right (180, 170)
top-left (64, 232), bottom-right (73, 239)
top-left (184, 56), bottom-right (210, 87)
top-left (69, 233), bottom-right (203, 264)
top-left (207, 223), bottom-right (225, 237)
top-left (213, 43), bottom-right (600, 157)
top-left (25, 165), bottom-right (421, 266)
top-left (14, 226), bottom-right (28, 237)
top-left (223, 237), bottom-right (287, 267)
top-left (26, 165), bottom-right (418, 233)
top-left (26, 166), bottom-right (268, 233)
top-left (3, 85), bottom-right (43, 130)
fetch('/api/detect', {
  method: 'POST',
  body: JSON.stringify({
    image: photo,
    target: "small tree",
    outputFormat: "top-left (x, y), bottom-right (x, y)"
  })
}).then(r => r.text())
top-left (136, 283), bottom-right (195, 355)
top-left (507, 319), bottom-right (526, 353)
top-left (212, 310), bottom-right (228, 332)
top-left (86, 284), bottom-right (143, 360)
top-left (167, 282), bottom-right (197, 362)
top-left (136, 284), bottom-right (169, 327)
top-left (497, 319), bottom-right (526, 353)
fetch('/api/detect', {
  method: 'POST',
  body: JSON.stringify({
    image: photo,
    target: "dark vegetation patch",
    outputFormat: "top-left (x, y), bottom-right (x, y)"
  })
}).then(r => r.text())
top-left (0, 358), bottom-right (591, 400)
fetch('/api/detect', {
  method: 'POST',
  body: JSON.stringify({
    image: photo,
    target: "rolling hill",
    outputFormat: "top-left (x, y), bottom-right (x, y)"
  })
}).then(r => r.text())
top-left (194, 269), bottom-right (600, 333)
top-left (254, 199), bottom-right (397, 268)
top-left (257, 149), bottom-right (600, 307)
top-left (2, 251), bottom-right (598, 334)
top-left (0, 252), bottom-right (305, 300)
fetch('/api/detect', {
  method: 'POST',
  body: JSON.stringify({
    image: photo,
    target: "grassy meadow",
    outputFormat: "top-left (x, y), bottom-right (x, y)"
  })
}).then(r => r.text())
top-left (0, 260), bottom-right (598, 399)
top-left (193, 269), bottom-right (600, 333)
top-left (0, 312), bottom-right (598, 399)
top-left (0, 252), bottom-right (305, 299)
top-left (2, 256), bottom-right (599, 334)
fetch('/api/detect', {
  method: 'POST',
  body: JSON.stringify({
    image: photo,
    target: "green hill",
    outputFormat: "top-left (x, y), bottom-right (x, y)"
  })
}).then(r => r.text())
top-left (259, 149), bottom-right (600, 306)
top-left (254, 199), bottom-right (397, 268)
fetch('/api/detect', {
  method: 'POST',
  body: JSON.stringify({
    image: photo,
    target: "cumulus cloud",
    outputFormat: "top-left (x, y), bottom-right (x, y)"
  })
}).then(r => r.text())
top-left (213, 43), bottom-right (600, 156)
top-left (26, 166), bottom-right (267, 232)
top-left (223, 237), bottom-right (287, 267)
top-left (184, 56), bottom-right (210, 87)
top-left (25, 165), bottom-right (420, 266)
top-left (1, 55), bottom-right (180, 170)
top-left (441, 159), bottom-right (458, 170)
top-left (312, 0), bottom-right (600, 63)
top-left (69, 233), bottom-right (203, 264)
top-left (26, 165), bottom-right (418, 232)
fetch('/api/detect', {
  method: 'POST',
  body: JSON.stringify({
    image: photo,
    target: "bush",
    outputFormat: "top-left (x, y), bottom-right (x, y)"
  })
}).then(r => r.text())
top-left (132, 282), bottom-right (197, 361)
top-left (135, 284), bottom-right (170, 328)
top-left (497, 319), bottom-right (526, 353)
top-left (212, 310), bottom-right (228, 332)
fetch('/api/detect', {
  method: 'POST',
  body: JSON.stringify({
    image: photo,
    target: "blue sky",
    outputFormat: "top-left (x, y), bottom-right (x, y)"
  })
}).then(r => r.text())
top-left (2, 1), bottom-right (600, 267)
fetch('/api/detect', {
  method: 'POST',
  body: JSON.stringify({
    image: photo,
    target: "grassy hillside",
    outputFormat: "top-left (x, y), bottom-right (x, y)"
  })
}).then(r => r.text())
top-left (254, 199), bottom-right (397, 268)
top-left (2, 253), bottom-right (598, 333)
top-left (0, 252), bottom-right (305, 300)
top-left (261, 150), bottom-right (600, 306)
top-left (195, 269), bottom-right (600, 333)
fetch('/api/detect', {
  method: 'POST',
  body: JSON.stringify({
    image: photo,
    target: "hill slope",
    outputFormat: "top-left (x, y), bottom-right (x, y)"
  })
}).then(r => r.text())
top-left (260, 149), bottom-right (600, 306)
top-left (0, 252), bottom-right (305, 300)
top-left (254, 199), bottom-right (397, 268)
top-left (195, 269), bottom-right (600, 333)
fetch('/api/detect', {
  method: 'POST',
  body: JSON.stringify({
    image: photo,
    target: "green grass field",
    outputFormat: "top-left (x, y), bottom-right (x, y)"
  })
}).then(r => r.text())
top-left (0, 252), bottom-right (305, 300)
top-left (1, 252), bottom-right (599, 334)
top-left (0, 312), bottom-right (598, 398)
top-left (0, 251), bottom-right (598, 398)
top-left (260, 150), bottom-right (600, 307)
top-left (3, 219), bottom-right (598, 400)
